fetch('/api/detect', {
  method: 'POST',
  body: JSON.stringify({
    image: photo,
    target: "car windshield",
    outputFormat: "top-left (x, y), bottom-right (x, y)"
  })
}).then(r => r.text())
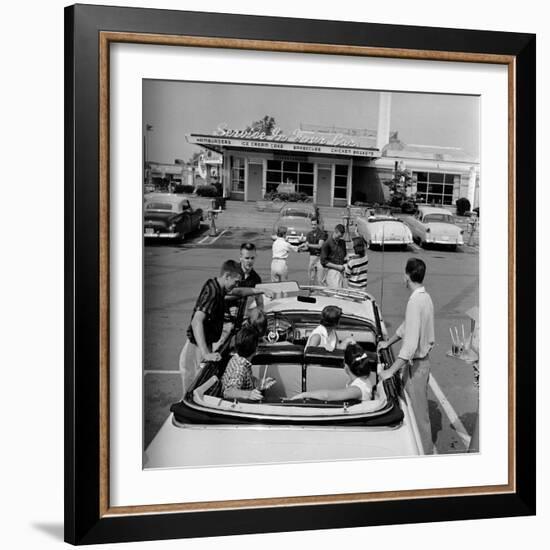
top-left (146, 202), bottom-right (175, 211)
top-left (423, 213), bottom-right (454, 224)
top-left (282, 210), bottom-right (310, 218)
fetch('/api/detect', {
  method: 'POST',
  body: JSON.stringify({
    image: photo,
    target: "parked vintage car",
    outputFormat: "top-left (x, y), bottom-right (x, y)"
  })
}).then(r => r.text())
top-left (404, 206), bottom-right (464, 250)
top-left (355, 207), bottom-right (413, 249)
top-left (143, 193), bottom-right (203, 241)
top-left (272, 204), bottom-right (320, 244)
top-left (144, 282), bottom-right (424, 468)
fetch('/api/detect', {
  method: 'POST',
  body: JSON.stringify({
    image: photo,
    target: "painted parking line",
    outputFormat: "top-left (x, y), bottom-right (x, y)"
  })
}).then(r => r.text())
top-left (209, 228), bottom-right (228, 244)
top-left (429, 373), bottom-right (472, 449)
top-left (196, 228), bottom-right (229, 246)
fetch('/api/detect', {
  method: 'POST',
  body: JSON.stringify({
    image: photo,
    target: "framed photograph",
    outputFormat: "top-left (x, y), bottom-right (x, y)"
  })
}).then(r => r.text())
top-left (65, 4), bottom-right (536, 545)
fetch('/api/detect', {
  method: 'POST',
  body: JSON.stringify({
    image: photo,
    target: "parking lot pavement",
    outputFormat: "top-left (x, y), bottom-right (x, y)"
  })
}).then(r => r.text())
top-left (190, 227), bottom-right (275, 250)
top-left (144, 231), bottom-right (479, 453)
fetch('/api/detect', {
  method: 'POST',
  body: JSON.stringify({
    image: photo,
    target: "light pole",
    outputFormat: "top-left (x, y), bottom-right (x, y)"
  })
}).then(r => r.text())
top-left (144, 124), bottom-right (153, 186)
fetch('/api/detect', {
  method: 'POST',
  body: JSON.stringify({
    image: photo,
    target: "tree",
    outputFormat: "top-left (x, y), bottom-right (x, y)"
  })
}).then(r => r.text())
top-left (246, 115), bottom-right (277, 135)
top-left (384, 163), bottom-right (417, 213)
top-left (188, 150), bottom-right (202, 165)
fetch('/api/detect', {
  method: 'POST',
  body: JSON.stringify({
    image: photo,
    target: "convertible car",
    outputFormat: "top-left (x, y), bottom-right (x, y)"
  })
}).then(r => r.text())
top-left (143, 193), bottom-right (203, 242)
top-left (273, 204), bottom-right (320, 244)
top-left (355, 207), bottom-right (413, 249)
top-left (404, 206), bottom-right (464, 250)
top-left (144, 282), bottom-right (424, 468)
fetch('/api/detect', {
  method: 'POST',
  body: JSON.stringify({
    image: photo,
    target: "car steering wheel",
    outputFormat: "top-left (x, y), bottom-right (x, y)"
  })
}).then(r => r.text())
top-left (266, 313), bottom-right (296, 344)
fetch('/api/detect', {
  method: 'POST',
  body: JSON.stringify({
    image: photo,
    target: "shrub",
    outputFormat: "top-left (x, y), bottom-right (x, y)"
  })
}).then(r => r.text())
top-left (456, 197), bottom-right (471, 216)
top-left (263, 191), bottom-right (310, 202)
top-left (174, 183), bottom-right (195, 194)
top-left (196, 184), bottom-right (220, 198)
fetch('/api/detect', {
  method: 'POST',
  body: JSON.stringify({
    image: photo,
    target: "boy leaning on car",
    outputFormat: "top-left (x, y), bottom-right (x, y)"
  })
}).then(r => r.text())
top-left (378, 258), bottom-right (435, 454)
top-left (178, 260), bottom-right (242, 397)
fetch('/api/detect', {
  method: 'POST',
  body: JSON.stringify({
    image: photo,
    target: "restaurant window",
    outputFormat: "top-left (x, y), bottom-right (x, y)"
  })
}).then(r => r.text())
top-left (231, 157), bottom-right (245, 193)
top-left (333, 164), bottom-right (349, 204)
top-left (266, 160), bottom-right (314, 196)
top-left (414, 171), bottom-right (460, 205)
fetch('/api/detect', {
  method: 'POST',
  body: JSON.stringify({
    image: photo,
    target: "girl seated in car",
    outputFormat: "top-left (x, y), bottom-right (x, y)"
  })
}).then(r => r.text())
top-left (289, 342), bottom-right (377, 402)
top-left (305, 305), bottom-right (354, 351)
top-left (221, 326), bottom-right (276, 401)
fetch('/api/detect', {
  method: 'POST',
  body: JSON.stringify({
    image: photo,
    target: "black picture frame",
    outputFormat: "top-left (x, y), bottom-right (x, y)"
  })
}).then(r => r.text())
top-left (65, 3), bottom-right (536, 545)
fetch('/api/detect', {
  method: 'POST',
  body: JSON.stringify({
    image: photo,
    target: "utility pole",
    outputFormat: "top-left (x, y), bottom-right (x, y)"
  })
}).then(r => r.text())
top-left (145, 124), bottom-right (153, 186)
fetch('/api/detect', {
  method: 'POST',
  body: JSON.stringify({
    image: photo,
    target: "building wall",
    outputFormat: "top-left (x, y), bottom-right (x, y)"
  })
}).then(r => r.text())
top-left (224, 151), bottom-right (357, 206)
top-left (221, 151), bottom-right (479, 209)
top-left (375, 157), bottom-right (480, 209)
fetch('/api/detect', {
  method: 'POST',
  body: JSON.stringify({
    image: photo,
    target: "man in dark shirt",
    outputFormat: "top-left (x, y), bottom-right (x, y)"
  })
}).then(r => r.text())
top-left (320, 224), bottom-right (347, 288)
top-left (232, 242), bottom-right (265, 310)
top-left (179, 259), bottom-right (242, 396)
top-left (305, 217), bottom-right (327, 285)
top-left (216, 243), bottom-right (267, 350)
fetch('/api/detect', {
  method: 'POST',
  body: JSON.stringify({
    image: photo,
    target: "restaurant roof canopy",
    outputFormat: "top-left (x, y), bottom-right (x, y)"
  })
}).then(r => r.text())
top-left (186, 126), bottom-right (380, 160)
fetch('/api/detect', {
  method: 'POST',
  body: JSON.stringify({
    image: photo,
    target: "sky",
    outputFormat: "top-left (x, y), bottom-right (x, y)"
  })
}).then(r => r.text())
top-left (142, 79), bottom-right (480, 165)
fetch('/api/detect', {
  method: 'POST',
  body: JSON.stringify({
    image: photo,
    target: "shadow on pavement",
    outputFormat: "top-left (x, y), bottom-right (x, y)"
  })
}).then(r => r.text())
top-left (429, 398), bottom-right (443, 449)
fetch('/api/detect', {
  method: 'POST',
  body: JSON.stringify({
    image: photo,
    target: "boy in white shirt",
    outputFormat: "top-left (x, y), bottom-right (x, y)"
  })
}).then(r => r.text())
top-left (271, 226), bottom-right (303, 282)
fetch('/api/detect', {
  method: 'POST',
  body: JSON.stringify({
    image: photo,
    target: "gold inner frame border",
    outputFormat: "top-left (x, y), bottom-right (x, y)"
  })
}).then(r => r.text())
top-left (98, 31), bottom-right (516, 517)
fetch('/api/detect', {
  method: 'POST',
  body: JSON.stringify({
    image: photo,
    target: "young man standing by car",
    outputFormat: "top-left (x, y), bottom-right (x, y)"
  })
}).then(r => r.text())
top-left (179, 260), bottom-right (242, 396)
top-left (378, 258), bottom-right (435, 454)
top-left (232, 242), bottom-right (266, 310)
top-left (214, 243), bottom-right (270, 350)
top-left (320, 224), bottom-right (347, 288)
top-left (305, 217), bottom-right (327, 285)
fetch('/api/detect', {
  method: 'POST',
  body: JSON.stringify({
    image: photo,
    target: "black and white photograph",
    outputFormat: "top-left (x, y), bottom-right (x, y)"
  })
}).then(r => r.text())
top-left (142, 80), bottom-right (481, 469)
top-left (1, 0), bottom-right (536, 547)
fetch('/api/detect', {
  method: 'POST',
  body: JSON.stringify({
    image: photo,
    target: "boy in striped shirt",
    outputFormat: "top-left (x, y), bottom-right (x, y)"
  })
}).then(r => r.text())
top-left (344, 237), bottom-right (369, 290)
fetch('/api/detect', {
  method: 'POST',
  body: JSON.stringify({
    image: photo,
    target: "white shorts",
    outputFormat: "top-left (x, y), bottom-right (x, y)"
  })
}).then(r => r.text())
top-left (271, 258), bottom-right (288, 282)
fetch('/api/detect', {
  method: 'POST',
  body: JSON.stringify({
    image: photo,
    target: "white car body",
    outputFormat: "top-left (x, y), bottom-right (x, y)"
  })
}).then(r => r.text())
top-left (356, 208), bottom-right (414, 248)
top-left (144, 282), bottom-right (424, 469)
top-left (404, 206), bottom-right (464, 248)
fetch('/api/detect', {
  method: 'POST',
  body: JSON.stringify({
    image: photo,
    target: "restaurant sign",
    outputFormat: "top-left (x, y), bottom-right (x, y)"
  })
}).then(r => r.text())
top-left (187, 126), bottom-right (379, 158)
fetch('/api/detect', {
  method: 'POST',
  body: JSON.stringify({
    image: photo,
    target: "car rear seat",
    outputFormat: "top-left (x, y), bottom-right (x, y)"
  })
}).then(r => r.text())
top-left (251, 344), bottom-right (304, 399)
top-left (303, 346), bottom-right (347, 393)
